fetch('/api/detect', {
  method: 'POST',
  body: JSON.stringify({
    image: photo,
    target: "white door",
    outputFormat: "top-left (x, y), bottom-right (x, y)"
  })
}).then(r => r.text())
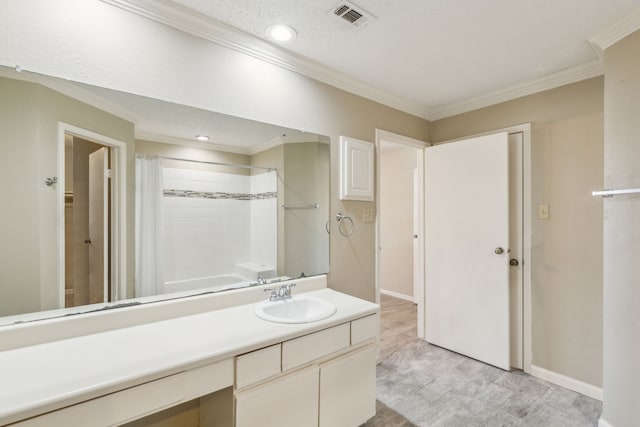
top-left (424, 132), bottom-right (511, 370)
top-left (89, 147), bottom-right (108, 304)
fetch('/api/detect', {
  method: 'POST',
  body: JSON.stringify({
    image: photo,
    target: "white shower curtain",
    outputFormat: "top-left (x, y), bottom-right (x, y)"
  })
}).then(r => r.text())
top-left (135, 156), bottom-right (164, 297)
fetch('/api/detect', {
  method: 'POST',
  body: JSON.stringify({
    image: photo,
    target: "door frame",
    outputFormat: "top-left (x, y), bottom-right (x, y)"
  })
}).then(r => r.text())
top-left (434, 123), bottom-right (532, 373)
top-left (374, 129), bottom-right (430, 339)
top-left (57, 123), bottom-right (128, 307)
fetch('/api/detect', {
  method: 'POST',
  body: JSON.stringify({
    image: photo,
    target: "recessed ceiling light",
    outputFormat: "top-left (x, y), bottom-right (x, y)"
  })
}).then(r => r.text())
top-left (195, 135), bottom-right (209, 142)
top-left (266, 24), bottom-right (297, 43)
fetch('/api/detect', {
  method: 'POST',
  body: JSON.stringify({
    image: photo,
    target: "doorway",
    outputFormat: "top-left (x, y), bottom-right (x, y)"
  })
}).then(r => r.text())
top-left (57, 123), bottom-right (127, 309)
top-left (64, 135), bottom-right (111, 307)
top-left (375, 125), bottom-right (531, 372)
top-left (375, 129), bottom-right (429, 338)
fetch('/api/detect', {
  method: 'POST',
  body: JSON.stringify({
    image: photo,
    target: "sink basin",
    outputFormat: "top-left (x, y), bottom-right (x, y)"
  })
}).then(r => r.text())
top-left (254, 295), bottom-right (337, 324)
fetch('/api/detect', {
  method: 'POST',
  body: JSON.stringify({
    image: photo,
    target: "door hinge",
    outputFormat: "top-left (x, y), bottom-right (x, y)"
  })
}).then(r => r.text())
top-left (106, 169), bottom-right (112, 179)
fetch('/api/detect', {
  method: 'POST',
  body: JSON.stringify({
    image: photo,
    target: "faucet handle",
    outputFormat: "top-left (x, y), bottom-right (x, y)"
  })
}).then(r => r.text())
top-left (286, 283), bottom-right (296, 295)
top-left (263, 288), bottom-right (277, 300)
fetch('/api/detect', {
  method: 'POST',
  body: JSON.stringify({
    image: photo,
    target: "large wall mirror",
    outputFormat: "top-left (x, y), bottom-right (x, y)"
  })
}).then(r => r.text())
top-left (0, 65), bottom-right (330, 325)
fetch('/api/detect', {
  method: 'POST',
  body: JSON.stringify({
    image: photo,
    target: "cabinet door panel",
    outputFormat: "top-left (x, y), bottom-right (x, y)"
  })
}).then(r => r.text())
top-left (236, 366), bottom-right (319, 427)
top-left (319, 345), bottom-right (376, 427)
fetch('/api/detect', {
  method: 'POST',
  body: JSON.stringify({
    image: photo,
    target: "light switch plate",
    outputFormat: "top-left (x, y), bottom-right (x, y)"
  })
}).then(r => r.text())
top-left (538, 204), bottom-right (550, 220)
top-left (362, 208), bottom-right (375, 223)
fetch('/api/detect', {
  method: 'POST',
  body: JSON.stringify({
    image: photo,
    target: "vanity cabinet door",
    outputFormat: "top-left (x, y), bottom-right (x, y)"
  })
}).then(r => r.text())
top-left (319, 344), bottom-right (377, 427)
top-left (235, 366), bottom-right (319, 427)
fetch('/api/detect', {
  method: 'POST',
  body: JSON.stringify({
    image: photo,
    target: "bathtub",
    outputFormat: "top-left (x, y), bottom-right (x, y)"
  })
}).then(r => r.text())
top-left (163, 274), bottom-right (254, 294)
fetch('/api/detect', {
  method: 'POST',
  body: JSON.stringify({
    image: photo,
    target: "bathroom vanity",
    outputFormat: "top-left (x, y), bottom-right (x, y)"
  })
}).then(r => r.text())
top-left (0, 276), bottom-right (379, 427)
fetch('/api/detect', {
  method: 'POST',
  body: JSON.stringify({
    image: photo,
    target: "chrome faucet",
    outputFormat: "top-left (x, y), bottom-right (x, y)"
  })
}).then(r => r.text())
top-left (257, 276), bottom-right (266, 285)
top-left (264, 283), bottom-right (296, 301)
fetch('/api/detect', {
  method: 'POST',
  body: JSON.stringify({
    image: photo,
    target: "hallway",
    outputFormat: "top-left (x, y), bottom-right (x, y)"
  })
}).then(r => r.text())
top-left (364, 295), bottom-right (602, 426)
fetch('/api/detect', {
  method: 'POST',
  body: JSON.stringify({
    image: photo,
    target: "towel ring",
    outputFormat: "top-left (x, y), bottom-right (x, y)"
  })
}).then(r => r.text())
top-left (336, 213), bottom-right (354, 237)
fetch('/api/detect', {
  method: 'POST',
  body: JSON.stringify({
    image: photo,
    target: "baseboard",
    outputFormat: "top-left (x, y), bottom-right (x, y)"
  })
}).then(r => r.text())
top-left (530, 365), bottom-right (603, 401)
top-left (379, 289), bottom-right (415, 303)
top-left (598, 417), bottom-right (613, 427)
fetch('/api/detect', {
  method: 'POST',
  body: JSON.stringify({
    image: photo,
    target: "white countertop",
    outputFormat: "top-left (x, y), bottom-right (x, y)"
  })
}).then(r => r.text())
top-left (0, 288), bottom-right (378, 425)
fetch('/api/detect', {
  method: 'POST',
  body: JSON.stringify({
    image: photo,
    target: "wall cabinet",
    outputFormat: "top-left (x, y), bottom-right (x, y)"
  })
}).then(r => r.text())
top-left (339, 136), bottom-right (374, 201)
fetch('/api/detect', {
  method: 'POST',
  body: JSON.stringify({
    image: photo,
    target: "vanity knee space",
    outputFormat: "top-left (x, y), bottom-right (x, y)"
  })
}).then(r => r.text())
top-left (234, 314), bottom-right (378, 427)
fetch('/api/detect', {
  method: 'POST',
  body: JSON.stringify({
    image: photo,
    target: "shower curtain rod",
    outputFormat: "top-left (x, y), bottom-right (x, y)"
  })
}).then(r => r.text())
top-left (139, 154), bottom-right (275, 172)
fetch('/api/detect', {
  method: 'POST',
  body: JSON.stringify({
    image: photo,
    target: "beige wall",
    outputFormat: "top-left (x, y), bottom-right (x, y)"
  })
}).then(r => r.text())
top-left (282, 142), bottom-right (330, 278)
top-left (0, 78), bottom-right (42, 316)
top-left (380, 147), bottom-right (417, 298)
top-left (251, 144), bottom-right (286, 275)
top-left (601, 30), bottom-right (640, 427)
top-left (432, 78), bottom-right (604, 387)
top-left (135, 140), bottom-right (251, 171)
top-left (0, 76), bottom-right (135, 316)
top-left (318, 83), bottom-right (430, 302)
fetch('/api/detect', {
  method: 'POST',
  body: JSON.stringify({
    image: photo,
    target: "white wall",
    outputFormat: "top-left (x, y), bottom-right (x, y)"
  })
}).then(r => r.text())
top-left (601, 29), bottom-right (640, 427)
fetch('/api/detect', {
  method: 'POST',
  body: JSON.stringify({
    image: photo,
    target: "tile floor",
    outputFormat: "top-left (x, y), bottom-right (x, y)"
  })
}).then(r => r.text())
top-left (362, 294), bottom-right (602, 427)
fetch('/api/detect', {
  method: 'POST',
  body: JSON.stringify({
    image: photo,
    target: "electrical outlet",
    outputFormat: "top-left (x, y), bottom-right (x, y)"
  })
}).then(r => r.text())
top-left (362, 208), bottom-right (375, 223)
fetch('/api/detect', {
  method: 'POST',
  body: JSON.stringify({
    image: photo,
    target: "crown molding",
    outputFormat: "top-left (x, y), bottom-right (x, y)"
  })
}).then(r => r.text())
top-left (589, 6), bottom-right (640, 51)
top-left (40, 77), bottom-right (141, 124)
top-left (429, 60), bottom-right (604, 121)
top-left (99, 0), bottom-right (630, 124)
top-left (100, 0), bottom-right (431, 120)
top-left (0, 65), bottom-right (140, 124)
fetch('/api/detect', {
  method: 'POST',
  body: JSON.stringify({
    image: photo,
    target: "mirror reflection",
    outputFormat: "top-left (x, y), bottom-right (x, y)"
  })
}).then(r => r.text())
top-left (0, 65), bottom-right (330, 325)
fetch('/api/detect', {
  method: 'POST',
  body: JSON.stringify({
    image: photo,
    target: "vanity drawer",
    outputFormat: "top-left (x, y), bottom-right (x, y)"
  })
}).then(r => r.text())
top-left (351, 314), bottom-right (378, 345)
top-left (282, 323), bottom-right (350, 371)
top-left (236, 344), bottom-right (282, 389)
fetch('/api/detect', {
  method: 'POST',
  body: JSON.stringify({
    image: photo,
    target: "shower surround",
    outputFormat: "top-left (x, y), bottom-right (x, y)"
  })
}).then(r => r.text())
top-left (161, 167), bottom-right (277, 292)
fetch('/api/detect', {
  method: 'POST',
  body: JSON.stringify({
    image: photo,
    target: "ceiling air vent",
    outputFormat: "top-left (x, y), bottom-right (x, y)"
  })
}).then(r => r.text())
top-left (332, 1), bottom-right (375, 27)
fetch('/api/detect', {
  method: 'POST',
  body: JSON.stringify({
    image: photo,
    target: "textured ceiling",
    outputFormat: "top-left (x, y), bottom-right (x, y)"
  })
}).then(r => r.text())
top-left (165, 0), bottom-right (640, 114)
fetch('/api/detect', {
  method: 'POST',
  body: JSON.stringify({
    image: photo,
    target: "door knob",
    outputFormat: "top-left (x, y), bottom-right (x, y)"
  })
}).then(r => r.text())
top-left (510, 258), bottom-right (519, 267)
top-left (494, 247), bottom-right (504, 255)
